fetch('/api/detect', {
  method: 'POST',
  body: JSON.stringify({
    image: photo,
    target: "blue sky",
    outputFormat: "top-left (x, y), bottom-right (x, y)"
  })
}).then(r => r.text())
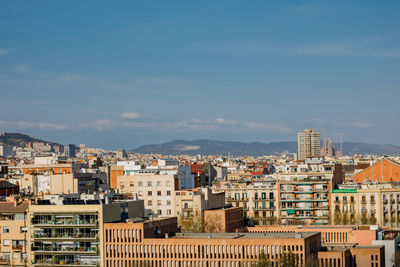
top-left (1, 1), bottom-right (400, 149)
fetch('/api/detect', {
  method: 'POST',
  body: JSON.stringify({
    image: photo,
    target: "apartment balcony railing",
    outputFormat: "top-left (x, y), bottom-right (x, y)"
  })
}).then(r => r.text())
top-left (227, 198), bottom-right (248, 202)
top-left (253, 197), bottom-right (275, 201)
top-left (32, 220), bottom-right (98, 226)
top-left (32, 233), bottom-right (98, 240)
top-left (31, 246), bottom-right (98, 255)
top-left (12, 245), bottom-right (23, 250)
top-left (32, 259), bottom-right (98, 266)
top-left (253, 207), bottom-right (275, 211)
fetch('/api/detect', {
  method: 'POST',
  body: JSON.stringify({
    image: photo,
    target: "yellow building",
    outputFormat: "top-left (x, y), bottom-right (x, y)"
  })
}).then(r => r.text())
top-left (0, 197), bottom-right (29, 266)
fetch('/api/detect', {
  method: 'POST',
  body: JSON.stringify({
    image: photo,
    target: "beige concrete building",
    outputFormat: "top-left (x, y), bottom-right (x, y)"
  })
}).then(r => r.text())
top-left (332, 184), bottom-right (400, 226)
top-left (28, 197), bottom-right (144, 267)
top-left (213, 179), bottom-right (278, 225)
top-left (0, 197), bottom-right (29, 266)
top-left (277, 159), bottom-right (343, 225)
top-left (117, 173), bottom-right (178, 217)
top-left (298, 129), bottom-right (321, 160)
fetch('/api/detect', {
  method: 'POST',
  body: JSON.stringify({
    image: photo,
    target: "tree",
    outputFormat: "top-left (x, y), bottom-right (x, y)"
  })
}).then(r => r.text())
top-left (334, 211), bottom-right (342, 225)
top-left (341, 213), bottom-right (349, 225)
top-left (180, 214), bottom-right (204, 233)
top-left (360, 211), bottom-right (368, 224)
top-left (277, 251), bottom-right (297, 267)
top-left (305, 254), bottom-right (319, 267)
top-left (368, 215), bottom-right (377, 225)
top-left (204, 214), bottom-right (223, 233)
top-left (256, 250), bottom-right (271, 267)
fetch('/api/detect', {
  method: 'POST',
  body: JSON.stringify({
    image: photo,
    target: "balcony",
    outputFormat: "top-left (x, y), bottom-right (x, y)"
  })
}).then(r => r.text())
top-left (12, 244), bottom-right (23, 250)
top-left (31, 246), bottom-right (98, 255)
top-left (227, 198), bottom-right (248, 202)
top-left (254, 207), bottom-right (275, 211)
top-left (32, 233), bottom-right (98, 241)
top-left (253, 197), bottom-right (275, 201)
top-left (383, 199), bottom-right (388, 204)
top-left (391, 199), bottom-right (395, 204)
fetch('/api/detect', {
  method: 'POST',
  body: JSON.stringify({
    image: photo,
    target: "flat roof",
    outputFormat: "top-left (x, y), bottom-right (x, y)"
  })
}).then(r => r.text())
top-left (173, 232), bottom-right (318, 240)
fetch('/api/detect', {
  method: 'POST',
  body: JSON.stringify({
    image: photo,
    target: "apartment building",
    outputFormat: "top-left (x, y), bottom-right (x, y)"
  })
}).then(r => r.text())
top-left (277, 158), bottom-right (343, 225)
top-left (104, 217), bottom-right (321, 267)
top-left (212, 179), bottom-right (278, 225)
top-left (0, 197), bottom-right (29, 266)
top-left (117, 173), bottom-right (178, 217)
top-left (331, 183), bottom-right (400, 226)
top-left (28, 195), bottom-right (144, 267)
top-left (297, 129), bottom-right (321, 160)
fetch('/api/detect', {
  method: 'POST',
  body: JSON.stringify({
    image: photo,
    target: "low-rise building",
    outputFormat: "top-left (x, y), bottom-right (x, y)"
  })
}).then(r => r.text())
top-left (0, 197), bottom-right (29, 266)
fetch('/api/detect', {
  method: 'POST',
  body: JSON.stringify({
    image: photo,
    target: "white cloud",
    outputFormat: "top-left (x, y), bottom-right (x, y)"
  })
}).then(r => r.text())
top-left (0, 48), bottom-right (16, 55)
top-left (121, 112), bottom-right (143, 119)
top-left (297, 4), bottom-right (313, 12)
top-left (334, 122), bottom-right (375, 128)
top-left (85, 119), bottom-right (117, 131)
top-left (0, 120), bottom-right (68, 130)
top-left (295, 42), bottom-right (359, 56)
top-left (173, 145), bottom-right (201, 151)
top-left (10, 64), bottom-right (32, 74)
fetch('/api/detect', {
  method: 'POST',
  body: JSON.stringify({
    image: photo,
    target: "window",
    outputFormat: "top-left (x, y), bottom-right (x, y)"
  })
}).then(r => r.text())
top-left (166, 181), bottom-right (171, 186)
top-left (157, 191), bottom-right (162, 196)
top-left (157, 210), bottom-right (162, 215)
top-left (157, 181), bottom-right (161, 187)
top-left (15, 213), bottom-right (26, 221)
top-left (148, 181), bottom-right (152, 187)
top-left (130, 183), bottom-right (134, 187)
top-left (138, 181), bottom-right (143, 187)
top-left (22, 253), bottom-right (27, 260)
top-left (148, 191), bottom-right (152, 196)
top-left (167, 210), bottom-right (171, 215)
top-left (3, 239), bottom-right (10, 246)
top-left (157, 200), bottom-right (162, 206)
top-left (167, 200), bottom-right (171, 206)
top-left (13, 252), bottom-right (18, 259)
top-left (167, 191), bottom-right (171, 196)
top-left (20, 227), bottom-right (27, 233)
top-left (3, 226), bottom-right (9, 233)
top-left (148, 200), bottom-right (153, 206)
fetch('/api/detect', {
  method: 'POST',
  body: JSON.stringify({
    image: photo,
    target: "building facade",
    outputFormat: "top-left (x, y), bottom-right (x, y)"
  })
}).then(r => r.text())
top-left (298, 129), bottom-right (321, 160)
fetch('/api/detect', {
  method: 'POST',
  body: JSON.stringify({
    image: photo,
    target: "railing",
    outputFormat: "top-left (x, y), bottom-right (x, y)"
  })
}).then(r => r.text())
top-left (32, 234), bottom-right (98, 239)
top-left (32, 220), bottom-right (98, 226)
top-left (31, 246), bottom-right (98, 253)
top-left (12, 245), bottom-right (23, 250)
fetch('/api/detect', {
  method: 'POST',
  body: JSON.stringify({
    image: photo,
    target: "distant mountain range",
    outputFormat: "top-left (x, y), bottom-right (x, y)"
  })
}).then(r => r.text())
top-left (0, 132), bottom-right (62, 148)
top-left (132, 139), bottom-right (400, 156)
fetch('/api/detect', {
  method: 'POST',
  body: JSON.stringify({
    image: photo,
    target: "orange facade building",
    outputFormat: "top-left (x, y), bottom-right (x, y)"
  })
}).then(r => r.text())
top-left (354, 158), bottom-right (400, 183)
top-left (247, 225), bottom-right (377, 246)
top-left (104, 218), bottom-right (321, 267)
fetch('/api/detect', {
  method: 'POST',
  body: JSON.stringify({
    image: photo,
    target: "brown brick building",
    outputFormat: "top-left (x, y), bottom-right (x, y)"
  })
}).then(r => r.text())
top-left (354, 158), bottom-right (400, 183)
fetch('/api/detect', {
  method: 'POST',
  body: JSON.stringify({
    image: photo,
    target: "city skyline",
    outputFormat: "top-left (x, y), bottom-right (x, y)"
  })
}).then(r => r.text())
top-left (1, 1), bottom-right (400, 148)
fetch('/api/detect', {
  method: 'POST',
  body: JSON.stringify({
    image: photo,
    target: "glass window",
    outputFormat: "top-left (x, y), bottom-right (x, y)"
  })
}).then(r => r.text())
top-left (148, 191), bottom-right (152, 196)
top-left (157, 191), bottom-right (162, 196)
top-left (148, 181), bottom-right (152, 187)
top-left (138, 181), bottom-right (143, 187)
top-left (167, 191), bottom-right (171, 196)
top-left (3, 226), bottom-right (9, 233)
top-left (3, 239), bottom-right (10, 246)
top-left (157, 181), bottom-right (161, 187)
top-left (20, 227), bottom-right (27, 233)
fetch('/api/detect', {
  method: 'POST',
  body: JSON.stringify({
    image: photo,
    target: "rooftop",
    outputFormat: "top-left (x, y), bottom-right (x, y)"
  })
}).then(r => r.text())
top-left (174, 232), bottom-right (318, 239)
